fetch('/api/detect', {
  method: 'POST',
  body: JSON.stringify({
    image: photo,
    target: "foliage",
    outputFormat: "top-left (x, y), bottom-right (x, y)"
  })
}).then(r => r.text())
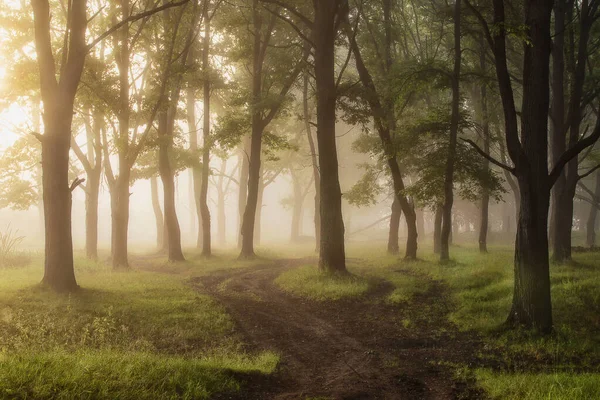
top-left (0, 136), bottom-right (41, 211)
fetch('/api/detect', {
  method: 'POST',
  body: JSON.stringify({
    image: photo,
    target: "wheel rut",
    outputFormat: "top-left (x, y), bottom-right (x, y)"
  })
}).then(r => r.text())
top-left (190, 258), bottom-right (482, 400)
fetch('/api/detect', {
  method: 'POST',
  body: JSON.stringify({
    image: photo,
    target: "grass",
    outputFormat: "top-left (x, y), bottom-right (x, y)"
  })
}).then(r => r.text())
top-left (0, 254), bottom-right (278, 399)
top-left (474, 369), bottom-right (600, 400)
top-left (275, 265), bottom-right (371, 301)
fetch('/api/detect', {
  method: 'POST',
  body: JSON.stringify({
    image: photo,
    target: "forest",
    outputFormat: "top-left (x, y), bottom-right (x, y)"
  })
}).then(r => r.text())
top-left (0, 0), bottom-right (599, 398)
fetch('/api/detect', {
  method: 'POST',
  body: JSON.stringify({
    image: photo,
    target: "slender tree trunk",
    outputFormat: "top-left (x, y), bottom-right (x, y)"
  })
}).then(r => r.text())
top-left (303, 69), bottom-right (321, 252)
top-left (290, 170), bottom-right (303, 243)
top-left (387, 197), bottom-right (401, 254)
top-left (85, 171), bottom-right (101, 260)
top-left (239, 0), bottom-right (264, 258)
top-left (586, 171), bottom-right (600, 248)
top-left (200, 0), bottom-right (212, 257)
top-left (238, 137), bottom-right (250, 249)
top-left (217, 159), bottom-right (227, 246)
top-left (433, 207), bottom-right (442, 254)
top-left (158, 112), bottom-right (185, 262)
top-left (254, 176), bottom-right (264, 246)
top-left (478, 38), bottom-right (490, 253)
top-left (187, 72), bottom-right (203, 249)
top-left (314, 0), bottom-right (346, 273)
top-left (237, 137), bottom-right (250, 249)
top-left (150, 176), bottom-right (165, 249)
top-left (416, 208), bottom-right (425, 238)
top-left (111, 173), bottom-right (130, 268)
top-left (440, 0), bottom-right (461, 262)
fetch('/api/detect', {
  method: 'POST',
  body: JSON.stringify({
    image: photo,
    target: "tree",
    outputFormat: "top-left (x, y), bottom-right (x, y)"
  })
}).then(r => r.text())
top-left (466, 0), bottom-right (600, 332)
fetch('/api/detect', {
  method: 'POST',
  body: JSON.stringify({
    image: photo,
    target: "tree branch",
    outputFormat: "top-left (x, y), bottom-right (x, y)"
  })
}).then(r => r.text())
top-left (86, 0), bottom-right (191, 51)
top-left (461, 138), bottom-right (516, 174)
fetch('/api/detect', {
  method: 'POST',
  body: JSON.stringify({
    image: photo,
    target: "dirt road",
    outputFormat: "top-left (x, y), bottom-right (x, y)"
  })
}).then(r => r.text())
top-left (191, 259), bottom-right (482, 400)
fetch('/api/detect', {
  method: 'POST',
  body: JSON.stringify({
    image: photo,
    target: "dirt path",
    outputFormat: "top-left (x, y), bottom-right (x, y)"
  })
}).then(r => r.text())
top-left (190, 259), bottom-right (482, 400)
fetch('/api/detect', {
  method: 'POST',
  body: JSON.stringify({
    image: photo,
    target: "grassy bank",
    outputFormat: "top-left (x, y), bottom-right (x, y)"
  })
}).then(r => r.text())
top-left (0, 255), bottom-right (278, 399)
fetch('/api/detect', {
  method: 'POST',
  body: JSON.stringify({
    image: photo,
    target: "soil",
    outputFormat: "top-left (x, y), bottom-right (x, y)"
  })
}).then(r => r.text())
top-left (186, 258), bottom-right (485, 400)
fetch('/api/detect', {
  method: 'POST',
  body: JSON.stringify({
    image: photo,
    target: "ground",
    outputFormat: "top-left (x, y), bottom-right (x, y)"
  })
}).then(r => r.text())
top-left (0, 243), bottom-right (599, 399)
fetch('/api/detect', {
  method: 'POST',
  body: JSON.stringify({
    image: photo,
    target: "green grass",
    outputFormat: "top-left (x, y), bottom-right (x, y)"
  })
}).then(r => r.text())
top-left (0, 255), bottom-right (278, 398)
top-left (0, 350), bottom-right (278, 400)
top-left (475, 369), bottom-right (600, 400)
top-left (275, 265), bottom-right (371, 301)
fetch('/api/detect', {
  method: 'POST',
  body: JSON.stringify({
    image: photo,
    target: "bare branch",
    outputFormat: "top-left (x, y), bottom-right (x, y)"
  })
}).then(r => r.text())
top-left (69, 177), bottom-right (86, 192)
top-left (461, 138), bottom-right (516, 174)
top-left (86, 0), bottom-right (191, 52)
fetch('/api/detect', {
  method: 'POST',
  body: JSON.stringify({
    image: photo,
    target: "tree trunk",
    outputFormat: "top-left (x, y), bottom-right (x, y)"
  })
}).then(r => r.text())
top-left (254, 177), bottom-right (264, 247)
top-left (387, 197), bottom-right (401, 254)
top-left (440, 0), bottom-right (461, 262)
top-left (33, 0), bottom-right (88, 291)
top-left (111, 174), bottom-right (130, 268)
top-left (416, 208), bottom-right (425, 237)
top-left (199, 0), bottom-right (212, 257)
top-left (303, 68), bottom-right (321, 252)
top-left (478, 39), bottom-right (490, 253)
top-left (150, 176), bottom-right (165, 249)
top-left (290, 170), bottom-right (303, 243)
top-left (237, 137), bottom-right (250, 249)
top-left (158, 112), bottom-right (185, 262)
top-left (239, 0), bottom-right (264, 258)
top-left (186, 71), bottom-right (203, 249)
top-left (216, 159), bottom-right (227, 246)
top-left (498, 0), bottom-right (553, 332)
top-left (85, 171), bottom-right (101, 260)
top-left (433, 207), bottom-right (442, 254)
top-left (313, 1), bottom-right (346, 273)
top-left (41, 117), bottom-right (78, 291)
top-left (586, 171), bottom-right (600, 248)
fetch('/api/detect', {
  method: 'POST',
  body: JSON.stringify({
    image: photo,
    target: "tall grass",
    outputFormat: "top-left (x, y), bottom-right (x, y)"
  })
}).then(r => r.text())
top-left (0, 224), bottom-right (30, 268)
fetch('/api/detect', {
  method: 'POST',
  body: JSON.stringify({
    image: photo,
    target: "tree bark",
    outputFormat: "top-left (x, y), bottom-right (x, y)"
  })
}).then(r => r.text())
top-left (237, 137), bottom-right (250, 249)
top-left (200, 0), bottom-right (212, 257)
top-left (150, 175), bottom-right (165, 249)
top-left (433, 207), bottom-right (442, 254)
top-left (478, 37), bottom-right (490, 253)
top-left (239, 0), bottom-right (264, 258)
top-left (111, 173), bottom-right (130, 268)
top-left (586, 171), bottom-right (600, 248)
top-left (32, 0), bottom-right (88, 291)
top-left (303, 69), bottom-right (321, 252)
top-left (387, 197), bottom-right (401, 254)
top-left (490, 0), bottom-right (554, 332)
top-left (313, 0), bottom-right (346, 273)
top-left (158, 112), bottom-right (185, 262)
top-left (440, 0), bottom-right (461, 262)
top-left (187, 70), bottom-right (203, 249)
top-left (290, 169), bottom-right (304, 242)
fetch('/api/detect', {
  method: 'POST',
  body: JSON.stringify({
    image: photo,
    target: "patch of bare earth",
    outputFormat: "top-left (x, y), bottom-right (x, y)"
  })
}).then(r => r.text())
top-left (190, 259), bottom-right (484, 400)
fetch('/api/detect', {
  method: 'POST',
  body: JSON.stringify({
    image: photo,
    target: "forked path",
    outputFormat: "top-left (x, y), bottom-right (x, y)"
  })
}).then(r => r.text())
top-left (191, 259), bottom-right (481, 400)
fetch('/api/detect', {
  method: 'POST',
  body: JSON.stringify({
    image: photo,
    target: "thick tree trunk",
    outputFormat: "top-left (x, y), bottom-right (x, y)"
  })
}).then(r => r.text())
top-left (150, 176), bottom-right (165, 249)
top-left (158, 113), bottom-right (185, 262)
top-left (200, 0), bottom-right (212, 257)
top-left (387, 197), bottom-right (401, 254)
top-left (433, 207), bottom-right (442, 254)
top-left (314, 1), bottom-right (346, 273)
top-left (500, 0), bottom-right (553, 333)
top-left (586, 171), bottom-right (600, 247)
top-left (440, 0), bottom-right (461, 262)
top-left (303, 69), bottom-right (321, 252)
top-left (41, 118), bottom-right (78, 291)
top-left (239, 0), bottom-right (264, 258)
